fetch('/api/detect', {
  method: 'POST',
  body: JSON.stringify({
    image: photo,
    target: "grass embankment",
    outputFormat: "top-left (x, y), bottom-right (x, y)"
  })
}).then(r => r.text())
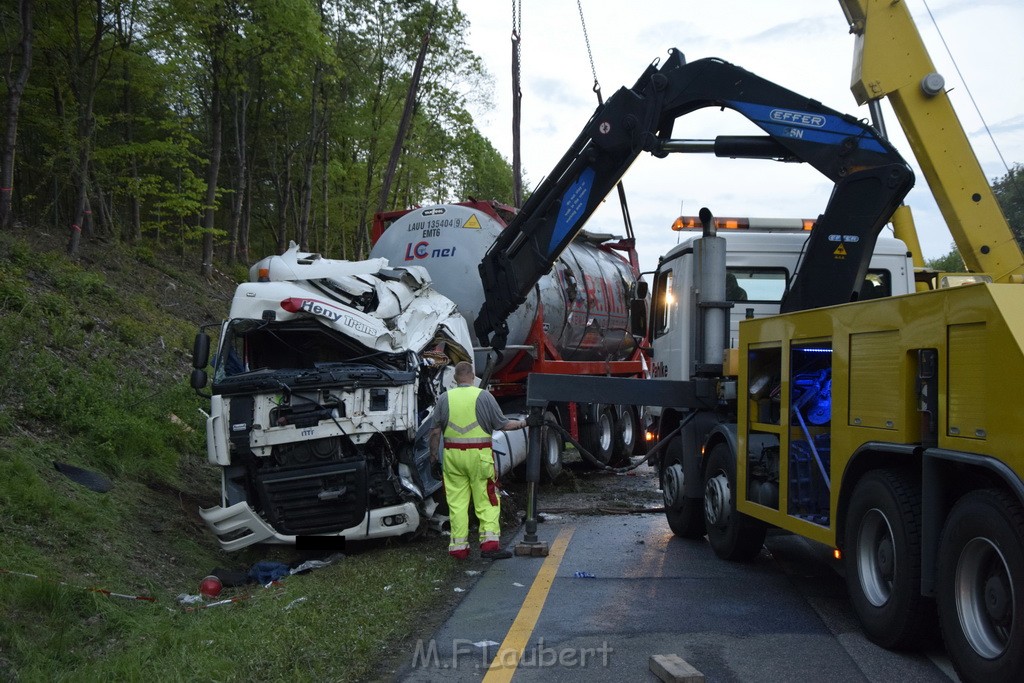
top-left (0, 231), bottom-right (463, 681)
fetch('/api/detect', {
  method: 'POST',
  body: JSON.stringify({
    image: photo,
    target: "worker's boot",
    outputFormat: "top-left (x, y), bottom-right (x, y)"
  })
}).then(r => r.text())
top-left (479, 538), bottom-right (508, 559)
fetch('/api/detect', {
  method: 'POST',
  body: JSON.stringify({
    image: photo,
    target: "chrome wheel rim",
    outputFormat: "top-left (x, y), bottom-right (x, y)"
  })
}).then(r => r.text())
top-left (621, 411), bottom-right (635, 449)
top-left (856, 508), bottom-right (895, 607)
top-left (955, 537), bottom-right (1013, 660)
top-left (663, 462), bottom-right (684, 507)
top-left (598, 412), bottom-right (614, 452)
top-left (543, 428), bottom-right (561, 467)
top-left (704, 471), bottom-right (731, 527)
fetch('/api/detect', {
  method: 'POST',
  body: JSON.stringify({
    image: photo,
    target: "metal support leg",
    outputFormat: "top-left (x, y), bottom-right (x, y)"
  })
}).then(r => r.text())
top-left (516, 406), bottom-right (549, 556)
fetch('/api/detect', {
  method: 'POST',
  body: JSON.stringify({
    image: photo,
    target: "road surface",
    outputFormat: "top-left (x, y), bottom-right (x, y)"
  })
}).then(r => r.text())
top-left (394, 460), bottom-right (956, 682)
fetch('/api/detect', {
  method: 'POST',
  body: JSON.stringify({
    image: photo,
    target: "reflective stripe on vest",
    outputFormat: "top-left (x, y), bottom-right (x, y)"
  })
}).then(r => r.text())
top-left (444, 386), bottom-right (491, 451)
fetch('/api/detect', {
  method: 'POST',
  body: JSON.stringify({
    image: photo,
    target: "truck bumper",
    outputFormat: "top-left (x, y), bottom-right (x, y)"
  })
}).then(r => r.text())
top-left (198, 501), bottom-right (421, 552)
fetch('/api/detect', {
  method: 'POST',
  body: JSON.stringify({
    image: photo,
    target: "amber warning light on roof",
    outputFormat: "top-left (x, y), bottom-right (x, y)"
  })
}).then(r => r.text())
top-left (671, 216), bottom-right (816, 232)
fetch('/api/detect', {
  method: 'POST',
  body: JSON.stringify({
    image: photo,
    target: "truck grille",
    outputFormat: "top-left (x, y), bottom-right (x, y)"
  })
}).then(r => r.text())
top-left (256, 461), bottom-right (367, 535)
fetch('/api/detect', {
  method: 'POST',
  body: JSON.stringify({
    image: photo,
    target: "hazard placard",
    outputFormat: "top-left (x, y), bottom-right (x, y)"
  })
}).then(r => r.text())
top-left (463, 214), bottom-right (481, 229)
top-left (833, 243), bottom-right (847, 258)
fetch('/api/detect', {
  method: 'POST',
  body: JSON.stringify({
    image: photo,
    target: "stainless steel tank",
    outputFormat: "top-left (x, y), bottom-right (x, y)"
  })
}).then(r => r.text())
top-left (370, 203), bottom-right (640, 369)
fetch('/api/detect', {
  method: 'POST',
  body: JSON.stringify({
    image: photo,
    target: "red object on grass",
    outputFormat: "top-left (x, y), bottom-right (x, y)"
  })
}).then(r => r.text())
top-left (199, 575), bottom-right (222, 598)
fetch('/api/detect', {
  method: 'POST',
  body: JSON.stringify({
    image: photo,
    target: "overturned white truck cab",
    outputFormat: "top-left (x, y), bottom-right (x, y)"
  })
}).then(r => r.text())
top-left (190, 244), bottom-right (526, 551)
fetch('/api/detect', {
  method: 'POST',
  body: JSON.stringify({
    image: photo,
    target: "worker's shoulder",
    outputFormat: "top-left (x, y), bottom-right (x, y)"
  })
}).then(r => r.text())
top-left (475, 387), bottom-right (499, 404)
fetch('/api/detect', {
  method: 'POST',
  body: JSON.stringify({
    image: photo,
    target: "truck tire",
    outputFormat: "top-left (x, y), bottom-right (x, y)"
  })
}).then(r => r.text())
top-left (580, 405), bottom-right (616, 466)
top-left (541, 409), bottom-right (564, 482)
top-left (661, 435), bottom-right (704, 539)
top-left (843, 469), bottom-right (931, 650)
top-left (612, 405), bottom-right (639, 465)
top-left (703, 443), bottom-right (765, 561)
top-left (937, 489), bottom-right (1024, 683)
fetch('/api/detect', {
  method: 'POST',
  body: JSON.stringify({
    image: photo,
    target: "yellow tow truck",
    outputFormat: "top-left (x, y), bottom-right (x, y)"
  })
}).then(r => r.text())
top-left (471, 5), bottom-right (1022, 680)
top-left (729, 3), bottom-right (1023, 681)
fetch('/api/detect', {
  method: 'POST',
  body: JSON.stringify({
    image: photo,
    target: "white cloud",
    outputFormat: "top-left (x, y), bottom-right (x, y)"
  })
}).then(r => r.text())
top-left (457, 0), bottom-right (1024, 271)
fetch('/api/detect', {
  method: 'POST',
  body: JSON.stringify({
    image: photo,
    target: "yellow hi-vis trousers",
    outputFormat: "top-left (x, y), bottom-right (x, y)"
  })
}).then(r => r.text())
top-left (443, 447), bottom-right (501, 559)
top-left (442, 448), bottom-right (501, 561)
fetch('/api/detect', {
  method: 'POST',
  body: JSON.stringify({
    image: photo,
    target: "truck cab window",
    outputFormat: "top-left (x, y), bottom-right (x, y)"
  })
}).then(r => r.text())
top-left (727, 268), bottom-right (788, 303)
top-left (652, 269), bottom-right (674, 338)
top-left (859, 270), bottom-right (891, 300)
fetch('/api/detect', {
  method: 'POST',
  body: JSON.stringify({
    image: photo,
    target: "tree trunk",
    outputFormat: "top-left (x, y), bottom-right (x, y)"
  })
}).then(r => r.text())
top-left (67, 0), bottom-right (104, 257)
top-left (1, 0), bottom-right (34, 231)
top-left (200, 36), bottom-right (224, 279)
top-left (129, 157), bottom-right (141, 241)
top-left (297, 62), bottom-right (322, 252)
top-left (274, 148), bottom-right (293, 254)
top-left (227, 89), bottom-right (249, 265)
top-left (320, 109), bottom-right (329, 254)
top-left (376, 22), bottom-right (432, 216)
top-left (67, 143), bottom-right (91, 255)
top-left (239, 83), bottom-right (265, 264)
top-left (240, 164), bottom-right (252, 262)
top-left (87, 182), bottom-right (104, 238)
top-left (123, 63), bottom-right (140, 242)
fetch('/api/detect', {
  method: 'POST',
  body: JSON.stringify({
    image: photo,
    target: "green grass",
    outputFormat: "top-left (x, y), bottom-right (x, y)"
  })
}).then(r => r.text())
top-left (0, 231), bottom-right (465, 682)
top-left (1, 537), bottom-right (457, 681)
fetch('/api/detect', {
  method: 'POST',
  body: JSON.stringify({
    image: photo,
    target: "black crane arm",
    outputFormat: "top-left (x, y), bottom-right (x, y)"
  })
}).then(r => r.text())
top-left (474, 49), bottom-right (914, 349)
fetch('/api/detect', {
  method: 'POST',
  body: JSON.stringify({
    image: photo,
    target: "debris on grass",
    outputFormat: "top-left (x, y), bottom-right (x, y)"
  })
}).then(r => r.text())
top-left (284, 597), bottom-right (308, 611)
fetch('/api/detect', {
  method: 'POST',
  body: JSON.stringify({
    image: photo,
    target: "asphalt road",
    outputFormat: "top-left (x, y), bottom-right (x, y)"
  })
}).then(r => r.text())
top-left (394, 463), bottom-right (958, 682)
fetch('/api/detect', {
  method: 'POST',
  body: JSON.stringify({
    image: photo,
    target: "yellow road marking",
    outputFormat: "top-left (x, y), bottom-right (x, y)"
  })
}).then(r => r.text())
top-left (482, 526), bottom-right (575, 682)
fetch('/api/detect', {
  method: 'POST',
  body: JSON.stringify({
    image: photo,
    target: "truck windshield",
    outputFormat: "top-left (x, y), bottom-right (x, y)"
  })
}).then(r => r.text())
top-left (727, 268), bottom-right (892, 304)
top-left (214, 319), bottom-right (401, 383)
top-left (858, 270), bottom-right (892, 300)
top-left (728, 268), bottom-right (788, 303)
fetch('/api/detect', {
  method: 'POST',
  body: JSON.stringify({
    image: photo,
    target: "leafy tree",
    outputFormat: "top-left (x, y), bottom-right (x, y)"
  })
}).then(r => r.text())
top-left (1, 0), bottom-right (34, 232)
top-left (4, 0), bottom-right (514, 271)
top-left (992, 163), bottom-right (1023, 247)
top-left (928, 163), bottom-right (1024, 272)
top-left (925, 244), bottom-right (964, 272)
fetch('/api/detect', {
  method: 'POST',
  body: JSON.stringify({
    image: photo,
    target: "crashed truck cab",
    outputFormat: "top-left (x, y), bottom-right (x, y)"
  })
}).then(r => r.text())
top-left (190, 244), bottom-right (521, 551)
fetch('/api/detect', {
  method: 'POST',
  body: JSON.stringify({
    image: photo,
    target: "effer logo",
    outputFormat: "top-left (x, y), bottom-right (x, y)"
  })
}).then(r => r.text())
top-left (769, 109), bottom-right (826, 128)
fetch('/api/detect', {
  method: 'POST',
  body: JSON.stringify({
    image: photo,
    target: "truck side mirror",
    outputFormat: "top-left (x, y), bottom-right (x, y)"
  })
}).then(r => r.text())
top-left (190, 368), bottom-right (208, 390)
top-left (630, 299), bottom-right (648, 339)
top-left (633, 280), bottom-right (649, 299)
top-left (192, 332), bottom-right (210, 369)
top-left (190, 332), bottom-right (211, 391)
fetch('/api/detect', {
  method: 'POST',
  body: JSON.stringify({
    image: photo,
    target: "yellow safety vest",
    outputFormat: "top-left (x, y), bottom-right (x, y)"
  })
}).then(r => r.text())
top-left (443, 386), bottom-right (491, 452)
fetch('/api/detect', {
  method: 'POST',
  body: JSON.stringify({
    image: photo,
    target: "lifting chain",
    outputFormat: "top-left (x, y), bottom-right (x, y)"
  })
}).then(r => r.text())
top-left (575, 0), bottom-right (634, 240)
top-left (511, 0), bottom-right (523, 208)
top-left (576, 0), bottom-right (601, 102)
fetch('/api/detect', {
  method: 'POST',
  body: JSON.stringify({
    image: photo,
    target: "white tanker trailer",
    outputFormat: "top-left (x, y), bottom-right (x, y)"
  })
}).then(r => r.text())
top-left (371, 201), bottom-right (652, 476)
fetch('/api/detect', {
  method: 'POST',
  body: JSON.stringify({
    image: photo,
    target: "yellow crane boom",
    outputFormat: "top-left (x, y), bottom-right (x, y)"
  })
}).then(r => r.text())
top-left (839, 0), bottom-right (1024, 281)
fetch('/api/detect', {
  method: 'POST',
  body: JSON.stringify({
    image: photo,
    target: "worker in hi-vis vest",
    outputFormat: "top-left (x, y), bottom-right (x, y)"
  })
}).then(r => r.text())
top-left (429, 361), bottom-right (526, 560)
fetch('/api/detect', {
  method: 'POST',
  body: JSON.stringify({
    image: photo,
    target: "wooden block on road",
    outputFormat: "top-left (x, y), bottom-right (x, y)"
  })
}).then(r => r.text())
top-left (514, 542), bottom-right (549, 556)
top-left (649, 654), bottom-right (704, 683)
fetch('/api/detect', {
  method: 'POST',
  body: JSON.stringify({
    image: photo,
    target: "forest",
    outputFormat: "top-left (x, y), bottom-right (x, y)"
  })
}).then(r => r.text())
top-left (1, 0), bottom-right (515, 275)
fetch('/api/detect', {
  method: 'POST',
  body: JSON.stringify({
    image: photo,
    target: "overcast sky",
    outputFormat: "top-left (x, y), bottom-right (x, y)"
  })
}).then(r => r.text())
top-left (455, 0), bottom-right (1024, 273)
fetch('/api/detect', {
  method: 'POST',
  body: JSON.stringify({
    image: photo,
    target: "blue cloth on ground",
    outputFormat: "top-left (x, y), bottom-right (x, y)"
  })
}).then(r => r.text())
top-left (248, 561), bottom-right (291, 583)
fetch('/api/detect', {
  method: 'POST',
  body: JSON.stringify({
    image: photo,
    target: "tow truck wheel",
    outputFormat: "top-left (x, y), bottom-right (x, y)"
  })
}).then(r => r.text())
top-left (612, 406), bottom-right (639, 465)
top-left (937, 489), bottom-right (1024, 683)
top-left (703, 443), bottom-right (765, 560)
top-left (661, 436), bottom-right (704, 539)
top-left (540, 410), bottom-right (564, 482)
top-left (844, 469), bottom-right (931, 650)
